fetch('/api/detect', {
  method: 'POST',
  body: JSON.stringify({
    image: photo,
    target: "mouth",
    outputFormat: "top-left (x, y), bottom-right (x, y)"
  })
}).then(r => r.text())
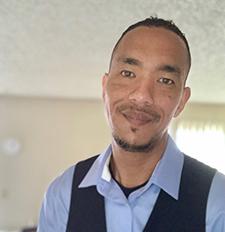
top-left (122, 110), bottom-right (160, 127)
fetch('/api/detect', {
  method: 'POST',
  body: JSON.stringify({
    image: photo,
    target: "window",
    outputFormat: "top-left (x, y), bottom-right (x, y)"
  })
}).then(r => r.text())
top-left (175, 124), bottom-right (225, 174)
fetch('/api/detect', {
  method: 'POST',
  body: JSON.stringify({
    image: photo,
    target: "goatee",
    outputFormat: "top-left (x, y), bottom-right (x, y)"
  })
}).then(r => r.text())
top-left (113, 134), bottom-right (158, 153)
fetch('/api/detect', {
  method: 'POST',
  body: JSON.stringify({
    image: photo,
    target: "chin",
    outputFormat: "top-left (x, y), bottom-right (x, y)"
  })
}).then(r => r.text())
top-left (113, 133), bottom-right (159, 153)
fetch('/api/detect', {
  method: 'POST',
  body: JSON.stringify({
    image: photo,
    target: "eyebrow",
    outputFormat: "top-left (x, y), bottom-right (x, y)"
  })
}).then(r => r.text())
top-left (117, 57), bottom-right (181, 76)
top-left (157, 64), bottom-right (181, 76)
top-left (117, 57), bottom-right (142, 67)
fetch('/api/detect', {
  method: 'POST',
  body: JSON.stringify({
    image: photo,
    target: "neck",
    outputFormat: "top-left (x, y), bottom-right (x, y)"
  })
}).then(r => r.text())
top-left (110, 134), bottom-right (168, 188)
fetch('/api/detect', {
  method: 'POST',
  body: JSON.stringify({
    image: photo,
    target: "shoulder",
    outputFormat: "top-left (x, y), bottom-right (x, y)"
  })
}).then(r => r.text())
top-left (47, 165), bottom-right (75, 203)
top-left (40, 155), bottom-right (100, 213)
top-left (206, 171), bottom-right (225, 230)
top-left (208, 171), bottom-right (225, 211)
top-left (38, 155), bottom-right (101, 231)
top-left (46, 155), bottom-right (99, 199)
top-left (38, 165), bottom-right (75, 232)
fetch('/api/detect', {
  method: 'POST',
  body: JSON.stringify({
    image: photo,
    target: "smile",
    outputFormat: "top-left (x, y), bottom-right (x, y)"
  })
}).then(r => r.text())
top-left (122, 111), bottom-right (157, 127)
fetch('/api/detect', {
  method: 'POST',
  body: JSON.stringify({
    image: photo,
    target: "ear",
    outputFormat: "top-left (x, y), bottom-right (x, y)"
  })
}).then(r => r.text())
top-left (174, 87), bottom-right (191, 117)
top-left (102, 73), bottom-right (109, 100)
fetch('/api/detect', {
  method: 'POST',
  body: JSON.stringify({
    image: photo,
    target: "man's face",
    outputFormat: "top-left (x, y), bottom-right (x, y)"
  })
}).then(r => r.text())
top-left (102, 26), bottom-right (191, 152)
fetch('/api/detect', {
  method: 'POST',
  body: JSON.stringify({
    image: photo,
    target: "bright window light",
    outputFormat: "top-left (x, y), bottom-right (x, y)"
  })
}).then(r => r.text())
top-left (176, 125), bottom-right (225, 174)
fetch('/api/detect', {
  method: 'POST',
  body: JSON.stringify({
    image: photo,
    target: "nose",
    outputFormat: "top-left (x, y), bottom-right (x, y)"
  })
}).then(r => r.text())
top-left (128, 79), bottom-right (154, 105)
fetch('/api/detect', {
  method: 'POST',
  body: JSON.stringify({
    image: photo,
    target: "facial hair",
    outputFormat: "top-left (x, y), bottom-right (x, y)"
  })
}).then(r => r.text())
top-left (113, 133), bottom-right (160, 153)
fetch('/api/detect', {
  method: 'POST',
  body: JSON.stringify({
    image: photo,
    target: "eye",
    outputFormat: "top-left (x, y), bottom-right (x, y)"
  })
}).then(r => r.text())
top-left (158, 77), bottom-right (175, 85)
top-left (120, 70), bottom-right (136, 78)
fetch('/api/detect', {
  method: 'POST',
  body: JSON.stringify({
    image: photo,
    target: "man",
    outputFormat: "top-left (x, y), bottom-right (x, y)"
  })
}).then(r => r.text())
top-left (38, 17), bottom-right (225, 232)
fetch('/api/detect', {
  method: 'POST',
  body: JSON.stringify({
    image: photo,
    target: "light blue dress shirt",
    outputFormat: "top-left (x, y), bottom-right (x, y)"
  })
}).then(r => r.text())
top-left (37, 136), bottom-right (225, 232)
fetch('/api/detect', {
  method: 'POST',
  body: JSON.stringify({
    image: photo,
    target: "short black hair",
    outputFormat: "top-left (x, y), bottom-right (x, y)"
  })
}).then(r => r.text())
top-left (110, 16), bottom-right (191, 72)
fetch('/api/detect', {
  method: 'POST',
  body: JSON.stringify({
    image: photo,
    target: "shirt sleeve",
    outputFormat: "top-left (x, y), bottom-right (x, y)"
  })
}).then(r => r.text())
top-left (206, 171), bottom-right (225, 232)
top-left (37, 165), bottom-right (75, 232)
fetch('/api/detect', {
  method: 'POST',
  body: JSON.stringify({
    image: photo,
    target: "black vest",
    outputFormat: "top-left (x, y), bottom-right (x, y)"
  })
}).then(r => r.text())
top-left (66, 155), bottom-right (216, 232)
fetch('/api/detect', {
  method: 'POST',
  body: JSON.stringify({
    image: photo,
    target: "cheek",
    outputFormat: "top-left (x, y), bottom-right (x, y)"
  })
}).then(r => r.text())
top-left (107, 81), bottom-right (130, 103)
top-left (155, 93), bottom-right (181, 118)
top-left (104, 89), bottom-right (121, 119)
top-left (108, 78), bottom-right (129, 92)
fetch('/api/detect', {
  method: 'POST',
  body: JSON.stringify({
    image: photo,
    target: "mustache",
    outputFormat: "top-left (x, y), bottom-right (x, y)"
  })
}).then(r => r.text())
top-left (117, 102), bottom-right (161, 122)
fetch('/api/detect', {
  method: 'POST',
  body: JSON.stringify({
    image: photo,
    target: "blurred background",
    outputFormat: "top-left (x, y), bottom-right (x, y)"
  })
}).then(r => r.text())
top-left (0, 0), bottom-right (224, 231)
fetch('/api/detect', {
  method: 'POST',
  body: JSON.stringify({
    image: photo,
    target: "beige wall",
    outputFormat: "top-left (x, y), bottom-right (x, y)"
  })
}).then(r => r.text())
top-left (0, 96), bottom-right (110, 230)
top-left (176, 102), bottom-right (225, 123)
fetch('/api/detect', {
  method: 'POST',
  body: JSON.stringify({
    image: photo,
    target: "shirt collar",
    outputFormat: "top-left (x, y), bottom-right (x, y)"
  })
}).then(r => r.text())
top-left (150, 136), bottom-right (184, 200)
top-left (79, 145), bottom-right (112, 187)
top-left (79, 136), bottom-right (184, 200)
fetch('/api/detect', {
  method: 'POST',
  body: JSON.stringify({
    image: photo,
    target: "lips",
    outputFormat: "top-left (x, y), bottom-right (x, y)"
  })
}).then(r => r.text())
top-left (121, 109), bottom-right (160, 127)
top-left (122, 111), bottom-right (148, 126)
top-left (118, 103), bottom-right (161, 127)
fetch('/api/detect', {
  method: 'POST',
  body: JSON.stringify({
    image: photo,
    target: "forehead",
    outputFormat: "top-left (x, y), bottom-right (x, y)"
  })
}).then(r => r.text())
top-left (112, 26), bottom-right (189, 72)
